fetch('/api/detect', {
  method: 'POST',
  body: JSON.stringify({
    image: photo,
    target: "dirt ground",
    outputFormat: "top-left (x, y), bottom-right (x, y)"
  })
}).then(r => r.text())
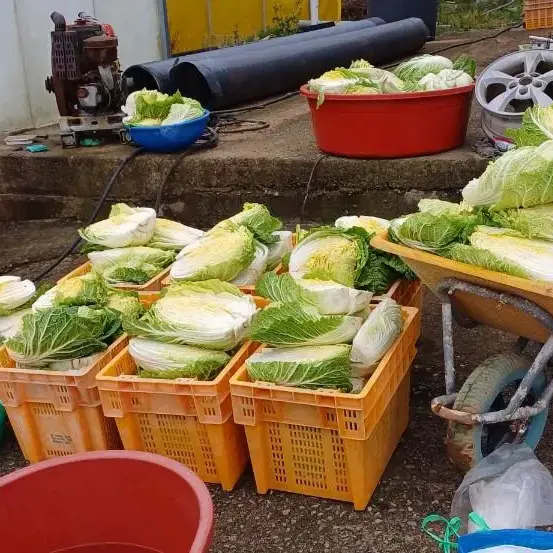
top-left (1, 288), bottom-right (550, 553)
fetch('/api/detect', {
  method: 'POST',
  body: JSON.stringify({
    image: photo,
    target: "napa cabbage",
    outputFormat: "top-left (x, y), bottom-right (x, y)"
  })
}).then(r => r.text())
top-left (266, 231), bottom-right (294, 270)
top-left (124, 280), bottom-right (258, 350)
top-left (248, 303), bottom-right (362, 346)
top-left (171, 225), bottom-right (255, 282)
top-left (468, 226), bottom-right (553, 282)
top-left (230, 241), bottom-right (269, 286)
top-left (129, 337), bottom-right (229, 380)
top-left (335, 215), bottom-right (390, 235)
top-left (79, 203), bottom-right (156, 248)
top-left (350, 298), bottom-right (403, 377)
top-left (148, 219), bottom-right (203, 250)
top-left (88, 247), bottom-right (175, 284)
top-left (394, 55), bottom-right (454, 82)
top-left (214, 203), bottom-right (282, 244)
top-left (491, 203), bottom-right (553, 241)
top-left (462, 142), bottom-right (553, 211)
top-left (0, 276), bottom-right (36, 313)
top-left (246, 344), bottom-right (353, 391)
top-left (308, 69), bottom-right (360, 107)
top-left (6, 306), bottom-right (122, 369)
top-left (255, 272), bottom-right (372, 316)
top-left (348, 60), bottom-right (405, 92)
top-left (32, 272), bottom-right (108, 311)
top-left (161, 100), bottom-right (204, 126)
top-left (506, 105), bottom-right (553, 147)
top-left (289, 227), bottom-right (368, 288)
top-left (123, 90), bottom-right (203, 127)
top-left (445, 243), bottom-right (529, 279)
top-left (418, 69), bottom-right (473, 91)
top-left (106, 291), bottom-right (144, 320)
top-left (389, 211), bottom-right (482, 252)
top-left (418, 199), bottom-right (473, 216)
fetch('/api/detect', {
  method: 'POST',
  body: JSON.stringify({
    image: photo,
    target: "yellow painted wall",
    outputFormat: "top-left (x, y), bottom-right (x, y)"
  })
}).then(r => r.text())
top-left (167, 0), bottom-right (341, 54)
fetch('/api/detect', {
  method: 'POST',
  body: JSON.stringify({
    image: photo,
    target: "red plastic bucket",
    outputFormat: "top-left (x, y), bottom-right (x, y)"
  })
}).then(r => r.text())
top-left (300, 84), bottom-right (475, 158)
top-left (0, 451), bottom-right (213, 553)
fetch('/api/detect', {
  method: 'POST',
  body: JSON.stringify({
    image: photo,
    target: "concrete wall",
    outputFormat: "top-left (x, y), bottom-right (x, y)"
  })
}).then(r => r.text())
top-left (0, 0), bottom-right (163, 132)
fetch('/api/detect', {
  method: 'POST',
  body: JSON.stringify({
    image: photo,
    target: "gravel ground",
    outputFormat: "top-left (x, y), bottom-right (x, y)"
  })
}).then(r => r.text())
top-left (2, 289), bottom-right (551, 552)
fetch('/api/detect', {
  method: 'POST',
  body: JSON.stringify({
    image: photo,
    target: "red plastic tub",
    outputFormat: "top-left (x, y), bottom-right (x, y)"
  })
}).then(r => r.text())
top-left (300, 84), bottom-right (475, 158)
top-left (0, 451), bottom-right (213, 553)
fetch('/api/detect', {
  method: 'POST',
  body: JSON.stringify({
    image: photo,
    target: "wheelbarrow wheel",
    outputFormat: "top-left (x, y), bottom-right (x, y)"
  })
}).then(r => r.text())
top-left (446, 352), bottom-right (548, 472)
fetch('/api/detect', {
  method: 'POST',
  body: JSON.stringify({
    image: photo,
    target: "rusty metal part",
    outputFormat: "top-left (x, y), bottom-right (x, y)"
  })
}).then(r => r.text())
top-left (432, 278), bottom-right (553, 427)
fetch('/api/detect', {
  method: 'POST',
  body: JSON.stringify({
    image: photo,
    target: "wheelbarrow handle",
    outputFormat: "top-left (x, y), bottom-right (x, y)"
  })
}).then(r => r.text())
top-left (431, 394), bottom-right (476, 425)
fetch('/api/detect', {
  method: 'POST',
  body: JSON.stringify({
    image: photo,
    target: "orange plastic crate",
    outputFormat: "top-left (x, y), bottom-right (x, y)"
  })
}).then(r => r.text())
top-left (230, 306), bottom-right (421, 510)
top-left (524, 0), bottom-right (553, 29)
top-left (58, 262), bottom-right (170, 292)
top-left (96, 340), bottom-right (262, 490)
top-left (0, 336), bottom-right (126, 462)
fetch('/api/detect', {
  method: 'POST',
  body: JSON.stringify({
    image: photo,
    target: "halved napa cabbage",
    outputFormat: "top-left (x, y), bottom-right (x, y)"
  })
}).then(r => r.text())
top-left (230, 241), bottom-right (269, 286)
top-left (335, 215), bottom-right (390, 235)
top-left (0, 276), bottom-right (36, 312)
top-left (124, 280), bottom-right (258, 350)
top-left (88, 247), bottom-right (175, 284)
top-left (445, 243), bottom-right (529, 279)
top-left (79, 203), bottom-right (156, 248)
top-left (266, 231), bottom-right (293, 270)
top-left (350, 298), bottom-right (403, 377)
top-left (289, 227), bottom-right (368, 288)
top-left (491, 203), bottom-right (553, 242)
top-left (32, 272), bottom-right (108, 312)
top-left (129, 337), bottom-right (230, 380)
top-left (148, 218), bottom-right (203, 250)
top-left (171, 225), bottom-right (255, 282)
top-left (106, 291), bottom-right (144, 320)
top-left (246, 344), bottom-right (352, 391)
top-left (468, 226), bottom-right (553, 282)
top-left (0, 308), bottom-right (31, 341)
top-left (214, 203), bottom-right (282, 244)
top-left (249, 303), bottom-right (362, 346)
top-left (255, 272), bottom-right (372, 316)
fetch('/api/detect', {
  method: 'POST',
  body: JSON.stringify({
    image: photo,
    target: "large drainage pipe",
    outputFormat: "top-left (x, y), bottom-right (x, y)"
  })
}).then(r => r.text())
top-left (123, 17), bottom-right (386, 94)
top-left (170, 18), bottom-right (429, 109)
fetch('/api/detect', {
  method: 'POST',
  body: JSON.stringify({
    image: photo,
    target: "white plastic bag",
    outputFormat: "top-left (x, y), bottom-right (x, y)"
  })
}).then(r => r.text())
top-left (451, 444), bottom-right (553, 533)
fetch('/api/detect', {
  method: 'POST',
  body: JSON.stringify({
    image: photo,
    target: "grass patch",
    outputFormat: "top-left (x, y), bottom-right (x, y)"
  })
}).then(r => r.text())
top-left (438, 0), bottom-right (523, 33)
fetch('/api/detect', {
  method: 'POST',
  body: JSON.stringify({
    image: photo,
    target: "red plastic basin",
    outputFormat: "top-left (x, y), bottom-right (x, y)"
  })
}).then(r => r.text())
top-left (300, 84), bottom-right (475, 158)
top-left (0, 451), bottom-right (213, 553)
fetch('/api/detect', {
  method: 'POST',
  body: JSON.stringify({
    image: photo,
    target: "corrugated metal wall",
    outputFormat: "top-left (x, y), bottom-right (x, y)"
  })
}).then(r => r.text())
top-left (0, 0), bottom-right (163, 132)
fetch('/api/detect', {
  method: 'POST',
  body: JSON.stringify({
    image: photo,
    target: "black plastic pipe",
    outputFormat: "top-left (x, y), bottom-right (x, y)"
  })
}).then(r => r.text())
top-left (123, 17), bottom-right (385, 94)
top-left (170, 18), bottom-right (429, 109)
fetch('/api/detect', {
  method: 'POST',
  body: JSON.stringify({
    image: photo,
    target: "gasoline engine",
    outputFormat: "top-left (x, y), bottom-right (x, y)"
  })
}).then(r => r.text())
top-left (45, 12), bottom-right (127, 148)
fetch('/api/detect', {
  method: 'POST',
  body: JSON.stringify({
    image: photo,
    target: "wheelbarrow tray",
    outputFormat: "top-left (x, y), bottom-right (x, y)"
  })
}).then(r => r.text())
top-left (372, 234), bottom-right (553, 343)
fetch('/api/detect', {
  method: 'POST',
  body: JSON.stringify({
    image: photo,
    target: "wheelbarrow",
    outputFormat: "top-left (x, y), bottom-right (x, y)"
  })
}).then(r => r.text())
top-left (372, 234), bottom-right (553, 472)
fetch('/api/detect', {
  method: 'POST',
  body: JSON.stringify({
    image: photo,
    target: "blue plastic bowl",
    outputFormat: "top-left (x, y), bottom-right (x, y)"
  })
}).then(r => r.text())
top-left (126, 111), bottom-right (210, 153)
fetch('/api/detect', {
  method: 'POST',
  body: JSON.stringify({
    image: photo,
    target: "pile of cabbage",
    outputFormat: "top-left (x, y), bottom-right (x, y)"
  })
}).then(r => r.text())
top-left (4, 272), bottom-right (143, 371)
top-left (122, 90), bottom-right (205, 127)
top-left (0, 277), bottom-right (51, 342)
top-left (307, 54), bottom-right (476, 107)
top-left (389, 139), bottom-right (553, 282)
top-left (248, 273), bottom-right (403, 392)
top-left (79, 203), bottom-right (202, 285)
top-left (169, 203), bottom-right (293, 286)
top-left (247, 219), bottom-right (411, 392)
top-left (124, 280), bottom-right (258, 380)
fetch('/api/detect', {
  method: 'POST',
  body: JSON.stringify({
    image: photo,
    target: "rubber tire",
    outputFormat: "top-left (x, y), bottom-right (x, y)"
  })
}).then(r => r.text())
top-left (446, 353), bottom-right (548, 473)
